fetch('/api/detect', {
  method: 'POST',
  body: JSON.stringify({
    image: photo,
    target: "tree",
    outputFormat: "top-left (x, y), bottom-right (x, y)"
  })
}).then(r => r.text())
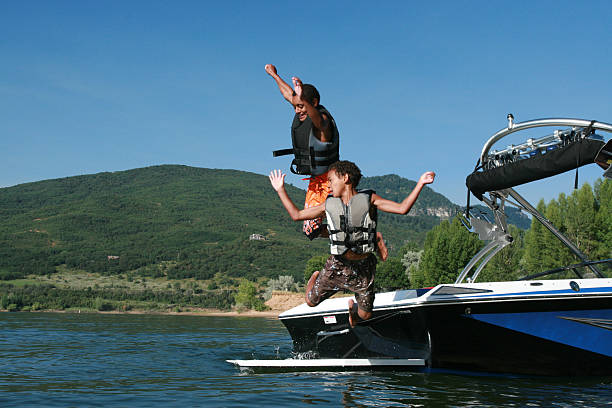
top-left (234, 280), bottom-right (267, 311)
top-left (565, 183), bottom-right (598, 257)
top-left (523, 199), bottom-right (554, 274)
top-left (537, 197), bottom-right (575, 275)
top-left (480, 225), bottom-right (525, 282)
top-left (594, 178), bottom-right (612, 260)
top-left (263, 275), bottom-right (299, 300)
top-left (402, 248), bottom-right (423, 283)
top-left (304, 254), bottom-right (329, 283)
top-left (521, 180), bottom-right (611, 279)
top-left (416, 217), bottom-right (484, 287)
top-left (375, 258), bottom-right (410, 291)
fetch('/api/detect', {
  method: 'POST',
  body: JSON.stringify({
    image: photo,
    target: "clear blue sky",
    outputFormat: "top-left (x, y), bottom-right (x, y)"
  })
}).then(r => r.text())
top-left (2, 1), bottom-right (611, 205)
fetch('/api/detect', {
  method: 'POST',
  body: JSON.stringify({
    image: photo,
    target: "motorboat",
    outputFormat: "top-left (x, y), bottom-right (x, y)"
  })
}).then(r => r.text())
top-left (231, 116), bottom-right (612, 376)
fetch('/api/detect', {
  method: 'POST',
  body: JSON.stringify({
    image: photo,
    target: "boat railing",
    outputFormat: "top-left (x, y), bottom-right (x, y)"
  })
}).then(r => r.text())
top-left (518, 259), bottom-right (612, 281)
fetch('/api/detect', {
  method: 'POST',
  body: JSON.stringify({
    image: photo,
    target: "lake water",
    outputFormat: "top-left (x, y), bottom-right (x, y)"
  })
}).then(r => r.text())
top-left (0, 313), bottom-right (610, 407)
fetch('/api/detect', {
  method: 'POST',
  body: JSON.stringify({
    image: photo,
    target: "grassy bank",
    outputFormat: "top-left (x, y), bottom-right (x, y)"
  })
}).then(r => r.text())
top-left (0, 266), bottom-right (310, 315)
top-left (0, 266), bottom-right (239, 313)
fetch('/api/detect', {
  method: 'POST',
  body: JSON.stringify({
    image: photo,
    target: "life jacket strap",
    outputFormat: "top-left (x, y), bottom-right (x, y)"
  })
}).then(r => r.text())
top-left (272, 148), bottom-right (294, 157)
top-left (344, 226), bottom-right (370, 233)
top-left (287, 152), bottom-right (339, 175)
top-left (273, 147), bottom-right (338, 159)
top-left (310, 147), bottom-right (316, 170)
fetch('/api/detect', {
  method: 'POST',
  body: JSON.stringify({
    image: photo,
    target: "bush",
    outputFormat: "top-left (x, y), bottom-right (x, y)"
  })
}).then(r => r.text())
top-left (0, 270), bottom-right (24, 281)
top-left (94, 297), bottom-right (114, 311)
top-left (263, 275), bottom-right (298, 300)
top-left (0, 282), bottom-right (235, 312)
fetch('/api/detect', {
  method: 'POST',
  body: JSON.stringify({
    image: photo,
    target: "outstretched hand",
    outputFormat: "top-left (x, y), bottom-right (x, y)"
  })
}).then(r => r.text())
top-left (419, 171), bottom-right (436, 185)
top-left (292, 76), bottom-right (303, 99)
top-left (269, 169), bottom-right (286, 191)
top-left (265, 64), bottom-right (277, 76)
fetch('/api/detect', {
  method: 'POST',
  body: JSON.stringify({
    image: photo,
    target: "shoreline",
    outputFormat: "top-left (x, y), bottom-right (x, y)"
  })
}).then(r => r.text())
top-left (0, 292), bottom-right (358, 317)
top-left (0, 291), bottom-right (307, 318)
top-left (0, 308), bottom-right (282, 318)
top-left (120, 309), bottom-right (282, 317)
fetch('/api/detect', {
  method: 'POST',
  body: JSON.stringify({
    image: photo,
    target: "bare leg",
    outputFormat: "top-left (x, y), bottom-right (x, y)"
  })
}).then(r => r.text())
top-left (348, 299), bottom-right (358, 327)
top-left (305, 271), bottom-right (319, 307)
top-left (348, 299), bottom-right (372, 327)
top-left (376, 232), bottom-right (388, 261)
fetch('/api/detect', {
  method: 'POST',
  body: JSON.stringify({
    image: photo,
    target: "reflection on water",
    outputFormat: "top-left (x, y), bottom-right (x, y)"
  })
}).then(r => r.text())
top-left (0, 313), bottom-right (610, 407)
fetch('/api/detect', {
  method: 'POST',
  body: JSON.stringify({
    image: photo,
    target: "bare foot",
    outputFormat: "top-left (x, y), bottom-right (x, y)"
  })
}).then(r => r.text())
top-left (348, 299), bottom-right (359, 327)
top-left (376, 232), bottom-right (388, 261)
top-left (305, 271), bottom-right (319, 306)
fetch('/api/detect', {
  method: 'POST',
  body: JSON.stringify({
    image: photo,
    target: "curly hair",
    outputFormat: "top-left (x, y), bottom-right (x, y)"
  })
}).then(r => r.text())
top-left (329, 160), bottom-right (362, 187)
top-left (301, 84), bottom-right (320, 105)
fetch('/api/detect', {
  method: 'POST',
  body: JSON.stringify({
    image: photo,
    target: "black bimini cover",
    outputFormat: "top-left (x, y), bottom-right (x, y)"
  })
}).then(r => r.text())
top-left (466, 138), bottom-right (605, 200)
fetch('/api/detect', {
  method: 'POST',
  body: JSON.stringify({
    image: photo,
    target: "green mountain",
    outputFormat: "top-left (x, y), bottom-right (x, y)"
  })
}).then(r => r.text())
top-left (360, 174), bottom-right (455, 214)
top-left (358, 174), bottom-right (455, 251)
top-left (358, 174), bottom-right (531, 231)
top-left (0, 165), bottom-right (448, 282)
top-left (0, 165), bottom-right (528, 283)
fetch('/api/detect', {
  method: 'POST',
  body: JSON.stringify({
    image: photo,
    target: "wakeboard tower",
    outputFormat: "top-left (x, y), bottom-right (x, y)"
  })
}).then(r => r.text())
top-left (229, 115), bottom-right (612, 375)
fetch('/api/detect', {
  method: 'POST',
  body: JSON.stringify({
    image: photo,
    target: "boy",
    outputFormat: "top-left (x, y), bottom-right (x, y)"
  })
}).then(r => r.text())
top-left (265, 64), bottom-right (339, 240)
top-left (269, 161), bottom-right (435, 326)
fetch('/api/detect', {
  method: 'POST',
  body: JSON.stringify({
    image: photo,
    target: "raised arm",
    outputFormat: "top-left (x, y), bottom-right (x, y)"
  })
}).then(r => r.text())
top-left (269, 170), bottom-right (326, 221)
top-left (291, 76), bottom-right (332, 142)
top-left (372, 172), bottom-right (436, 214)
top-left (265, 64), bottom-right (294, 103)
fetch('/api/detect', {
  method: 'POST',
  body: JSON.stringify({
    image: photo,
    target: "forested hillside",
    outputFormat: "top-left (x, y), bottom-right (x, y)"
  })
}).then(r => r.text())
top-left (409, 179), bottom-right (611, 287)
top-left (359, 174), bottom-right (454, 249)
top-left (337, 178), bottom-right (610, 293)
top-left (359, 174), bottom-right (454, 216)
top-left (0, 165), bottom-right (455, 282)
top-left (359, 174), bottom-right (531, 233)
top-left (1, 166), bottom-right (316, 281)
top-left (0, 165), bottom-right (587, 313)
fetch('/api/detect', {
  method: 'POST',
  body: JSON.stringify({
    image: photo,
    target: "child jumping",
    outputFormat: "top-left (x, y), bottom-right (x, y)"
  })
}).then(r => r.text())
top-left (269, 160), bottom-right (435, 326)
top-left (265, 64), bottom-right (339, 240)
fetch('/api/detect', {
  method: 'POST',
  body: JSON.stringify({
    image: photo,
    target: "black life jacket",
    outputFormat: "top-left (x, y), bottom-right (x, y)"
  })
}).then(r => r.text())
top-left (325, 190), bottom-right (377, 255)
top-left (272, 105), bottom-right (340, 176)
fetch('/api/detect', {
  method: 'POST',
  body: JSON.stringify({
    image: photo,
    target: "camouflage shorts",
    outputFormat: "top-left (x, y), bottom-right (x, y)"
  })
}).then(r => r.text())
top-left (307, 253), bottom-right (377, 313)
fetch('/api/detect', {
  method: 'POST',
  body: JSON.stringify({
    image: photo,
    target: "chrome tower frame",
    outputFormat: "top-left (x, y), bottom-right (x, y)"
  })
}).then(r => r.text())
top-left (480, 116), bottom-right (612, 165)
top-left (457, 116), bottom-right (612, 284)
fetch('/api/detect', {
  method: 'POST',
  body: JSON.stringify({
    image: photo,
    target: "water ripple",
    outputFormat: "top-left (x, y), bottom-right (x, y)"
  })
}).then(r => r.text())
top-left (0, 313), bottom-right (610, 407)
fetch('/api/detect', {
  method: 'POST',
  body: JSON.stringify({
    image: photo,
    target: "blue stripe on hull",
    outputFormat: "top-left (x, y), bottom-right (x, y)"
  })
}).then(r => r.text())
top-left (469, 309), bottom-right (612, 357)
top-left (470, 286), bottom-right (612, 298)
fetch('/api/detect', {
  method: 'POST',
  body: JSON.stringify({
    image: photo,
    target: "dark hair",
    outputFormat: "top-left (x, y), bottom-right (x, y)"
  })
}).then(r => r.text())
top-left (329, 160), bottom-right (362, 187)
top-left (301, 84), bottom-right (320, 105)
